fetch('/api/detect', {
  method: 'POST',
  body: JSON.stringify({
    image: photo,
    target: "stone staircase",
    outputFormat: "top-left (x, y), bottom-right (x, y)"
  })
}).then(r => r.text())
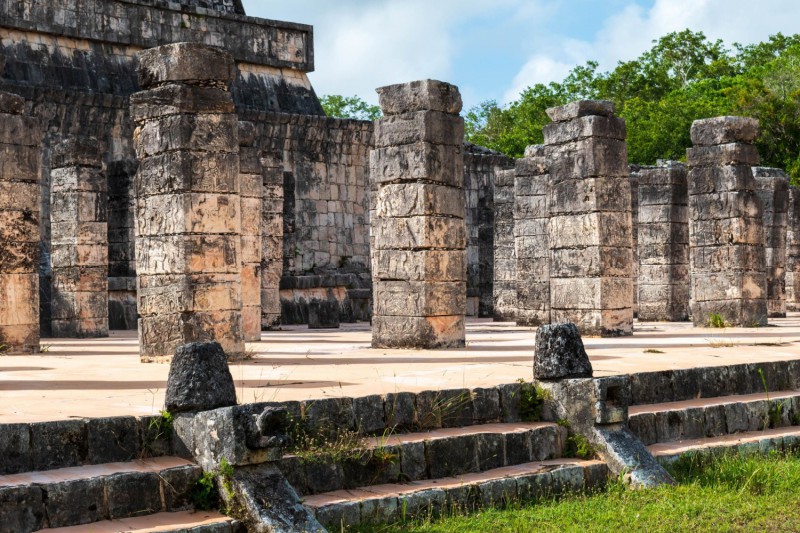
top-left (627, 361), bottom-right (800, 464)
top-left (0, 415), bottom-right (239, 533)
top-left (267, 406), bottom-right (608, 529)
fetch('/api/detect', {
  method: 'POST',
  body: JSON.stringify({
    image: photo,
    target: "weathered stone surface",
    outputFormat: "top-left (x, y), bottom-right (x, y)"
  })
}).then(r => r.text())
top-left (0, 485), bottom-right (45, 532)
top-left (30, 419), bottom-right (87, 471)
top-left (165, 342), bottom-right (237, 413)
top-left (687, 117), bottom-right (768, 327)
top-left (0, 91), bottom-right (25, 115)
top-left (373, 111), bottom-right (464, 148)
top-left (494, 168), bottom-right (517, 322)
top-left (308, 300), bottom-right (340, 329)
top-left (543, 115), bottom-right (626, 144)
top-left (377, 79), bottom-right (462, 115)
top-left (690, 116), bottom-right (760, 146)
top-left (534, 323), bottom-right (593, 380)
top-left (137, 43), bottom-right (237, 89)
top-left (546, 100), bottom-right (615, 122)
top-left (753, 167), bottom-right (789, 318)
top-left (788, 185), bottom-right (800, 311)
top-left (107, 471), bottom-right (163, 519)
top-left (45, 477), bottom-right (106, 528)
top-left (377, 182), bottom-right (464, 218)
top-left (372, 315), bottom-right (465, 349)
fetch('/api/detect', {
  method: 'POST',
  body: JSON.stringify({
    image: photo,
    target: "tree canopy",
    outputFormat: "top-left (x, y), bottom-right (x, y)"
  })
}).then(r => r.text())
top-left (319, 94), bottom-right (382, 121)
top-left (466, 30), bottom-right (800, 183)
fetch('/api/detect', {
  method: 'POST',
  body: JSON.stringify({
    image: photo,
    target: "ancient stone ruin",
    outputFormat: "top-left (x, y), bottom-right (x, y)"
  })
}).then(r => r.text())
top-left (544, 101), bottom-right (634, 336)
top-left (371, 80), bottom-right (467, 349)
top-left (131, 43), bottom-right (245, 361)
top-left (753, 167), bottom-right (789, 318)
top-left (687, 116), bottom-right (768, 327)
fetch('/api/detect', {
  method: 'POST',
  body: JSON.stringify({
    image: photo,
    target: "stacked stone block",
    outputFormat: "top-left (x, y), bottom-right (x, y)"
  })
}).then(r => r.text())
top-left (543, 100), bottom-right (634, 336)
top-left (370, 80), bottom-right (467, 349)
top-left (238, 121), bottom-right (263, 341)
top-left (493, 168), bottom-right (517, 321)
top-left (788, 185), bottom-right (800, 312)
top-left (630, 167), bottom-right (640, 316)
top-left (0, 79), bottom-right (43, 353)
top-left (50, 137), bottom-right (109, 338)
top-left (107, 159), bottom-right (138, 330)
top-left (687, 116), bottom-right (768, 327)
top-left (637, 161), bottom-right (690, 321)
top-left (514, 146), bottom-right (551, 326)
top-left (261, 149), bottom-right (284, 330)
top-left (753, 167), bottom-right (789, 318)
top-left (131, 43), bottom-right (244, 361)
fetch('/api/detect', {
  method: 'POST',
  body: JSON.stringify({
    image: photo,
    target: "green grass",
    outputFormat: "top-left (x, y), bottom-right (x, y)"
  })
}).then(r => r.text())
top-left (353, 451), bottom-right (800, 533)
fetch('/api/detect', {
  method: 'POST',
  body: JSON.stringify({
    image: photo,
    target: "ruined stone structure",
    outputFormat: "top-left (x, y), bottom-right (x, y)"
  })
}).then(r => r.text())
top-left (514, 145), bottom-right (551, 326)
top-left (687, 117), bottom-right (768, 327)
top-left (50, 137), bottom-right (109, 338)
top-left (788, 185), bottom-right (800, 312)
top-left (238, 122), bottom-right (263, 341)
top-left (260, 149), bottom-right (284, 330)
top-left (543, 101), bottom-right (634, 336)
top-left (630, 168), bottom-right (640, 316)
top-left (753, 167), bottom-right (789, 318)
top-left (637, 161), bottom-right (690, 322)
top-left (0, 75), bottom-right (43, 354)
top-left (493, 169), bottom-right (517, 321)
top-left (131, 43), bottom-right (244, 361)
top-left (107, 159), bottom-right (138, 330)
top-left (371, 80), bottom-right (467, 349)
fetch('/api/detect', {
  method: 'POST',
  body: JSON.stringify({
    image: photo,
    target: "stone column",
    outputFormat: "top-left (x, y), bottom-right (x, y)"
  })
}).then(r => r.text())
top-left (50, 137), bottom-right (109, 338)
top-left (107, 159), bottom-right (138, 330)
top-left (514, 146), bottom-right (550, 326)
top-left (493, 168), bottom-right (517, 322)
top-left (0, 85), bottom-right (43, 353)
top-left (543, 100), bottom-right (634, 336)
top-left (370, 80), bottom-right (467, 349)
top-left (687, 116), bottom-right (767, 327)
top-left (131, 43), bottom-right (244, 361)
top-left (630, 167), bottom-right (640, 317)
top-left (753, 167), bottom-right (789, 318)
top-left (637, 161), bottom-right (690, 321)
top-left (788, 185), bottom-right (800, 312)
top-left (238, 121), bottom-right (263, 341)
top-left (261, 150), bottom-right (284, 330)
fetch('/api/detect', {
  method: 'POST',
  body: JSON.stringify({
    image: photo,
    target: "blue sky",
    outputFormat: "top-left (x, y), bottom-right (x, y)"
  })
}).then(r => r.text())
top-left (242, 0), bottom-right (800, 111)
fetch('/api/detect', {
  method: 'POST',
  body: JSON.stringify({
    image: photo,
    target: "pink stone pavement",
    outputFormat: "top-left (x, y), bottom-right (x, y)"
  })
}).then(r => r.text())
top-left (2, 317), bottom-right (800, 423)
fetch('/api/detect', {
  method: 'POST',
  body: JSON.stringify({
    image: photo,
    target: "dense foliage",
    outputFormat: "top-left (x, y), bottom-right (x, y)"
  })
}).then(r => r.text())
top-left (466, 30), bottom-right (800, 183)
top-left (320, 94), bottom-right (382, 121)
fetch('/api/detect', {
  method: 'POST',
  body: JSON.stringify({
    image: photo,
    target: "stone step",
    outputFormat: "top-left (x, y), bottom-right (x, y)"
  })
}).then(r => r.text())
top-left (628, 390), bottom-right (800, 445)
top-left (41, 510), bottom-right (238, 532)
top-left (649, 426), bottom-right (800, 464)
top-left (303, 458), bottom-right (608, 529)
top-left (628, 359), bottom-right (800, 406)
top-left (277, 422), bottom-right (568, 496)
top-left (0, 457), bottom-right (201, 532)
top-left (0, 415), bottom-right (178, 476)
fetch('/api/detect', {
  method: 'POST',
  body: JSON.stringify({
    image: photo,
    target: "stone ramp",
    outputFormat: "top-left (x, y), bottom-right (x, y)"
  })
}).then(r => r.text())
top-left (304, 459), bottom-right (607, 529)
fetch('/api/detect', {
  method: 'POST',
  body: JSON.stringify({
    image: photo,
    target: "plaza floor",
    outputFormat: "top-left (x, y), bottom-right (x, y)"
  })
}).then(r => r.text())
top-left (3, 317), bottom-right (800, 423)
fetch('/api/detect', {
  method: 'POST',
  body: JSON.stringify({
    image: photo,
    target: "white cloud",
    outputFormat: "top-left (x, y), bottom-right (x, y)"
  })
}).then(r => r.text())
top-left (503, 55), bottom-right (573, 103)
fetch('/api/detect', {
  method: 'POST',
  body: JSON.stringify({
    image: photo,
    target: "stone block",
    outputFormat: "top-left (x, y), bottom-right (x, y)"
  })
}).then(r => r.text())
top-left (686, 143), bottom-right (760, 167)
top-left (375, 249), bottom-right (466, 282)
top-left (426, 433), bottom-right (478, 478)
top-left (30, 419), bottom-right (87, 470)
top-left (134, 113), bottom-right (238, 157)
top-left (374, 281), bottom-right (465, 317)
top-left (107, 471), bottom-right (163, 519)
top-left (548, 211), bottom-right (632, 249)
top-left (385, 392), bottom-right (416, 429)
top-left (0, 91), bottom-right (24, 115)
top-left (165, 342), bottom-right (237, 413)
top-left (549, 176), bottom-right (630, 214)
top-left (688, 190), bottom-right (762, 220)
top-left (44, 477), bottom-right (106, 528)
top-left (370, 142), bottom-right (464, 187)
top-left (0, 485), bottom-right (45, 532)
top-left (550, 246), bottom-right (633, 278)
top-left (377, 79), bottom-right (462, 115)
top-left (377, 182), bottom-right (464, 218)
top-left (534, 322), bottom-right (593, 380)
top-left (546, 100), bottom-right (615, 122)
top-left (137, 275), bottom-right (242, 315)
top-left (136, 43), bottom-right (237, 89)
top-left (0, 423), bottom-right (30, 474)
top-left (136, 235), bottom-right (240, 275)
top-left (471, 388), bottom-right (501, 423)
top-left (547, 138), bottom-right (629, 181)
top-left (373, 216), bottom-right (466, 250)
top-left (550, 308), bottom-right (634, 337)
top-left (308, 300), bottom-right (340, 329)
top-left (374, 111), bottom-right (464, 147)
top-left (87, 416), bottom-right (139, 463)
top-left (372, 315), bottom-right (465, 349)
top-left (543, 114), bottom-right (626, 144)
top-left (130, 84), bottom-right (236, 121)
top-left (689, 217), bottom-right (764, 247)
top-left (161, 464), bottom-right (202, 511)
top-left (690, 116), bottom-right (759, 146)
top-left (135, 152), bottom-right (240, 195)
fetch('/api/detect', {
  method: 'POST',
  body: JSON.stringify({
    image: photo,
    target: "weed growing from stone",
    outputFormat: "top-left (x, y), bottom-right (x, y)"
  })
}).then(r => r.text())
top-left (644, 349), bottom-right (665, 354)
top-left (516, 379), bottom-right (549, 422)
top-left (758, 368), bottom-right (789, 429)
top-left (141, 409), bottom-right (173, 458)
top-left (285, 415), bottom-right (366, 465)
top-left (564, 434), bottom-right (596, 460)
top-left (707, 313), bottom-right (727, 328)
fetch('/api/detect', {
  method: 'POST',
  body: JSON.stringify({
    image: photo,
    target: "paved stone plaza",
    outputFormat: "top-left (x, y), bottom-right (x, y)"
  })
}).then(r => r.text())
top-left (3, 317), bottom-right (800, 424)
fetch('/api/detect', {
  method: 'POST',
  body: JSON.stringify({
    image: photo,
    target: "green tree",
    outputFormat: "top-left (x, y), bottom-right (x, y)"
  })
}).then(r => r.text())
top-left (319, 95), bottom-right (382, 121)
